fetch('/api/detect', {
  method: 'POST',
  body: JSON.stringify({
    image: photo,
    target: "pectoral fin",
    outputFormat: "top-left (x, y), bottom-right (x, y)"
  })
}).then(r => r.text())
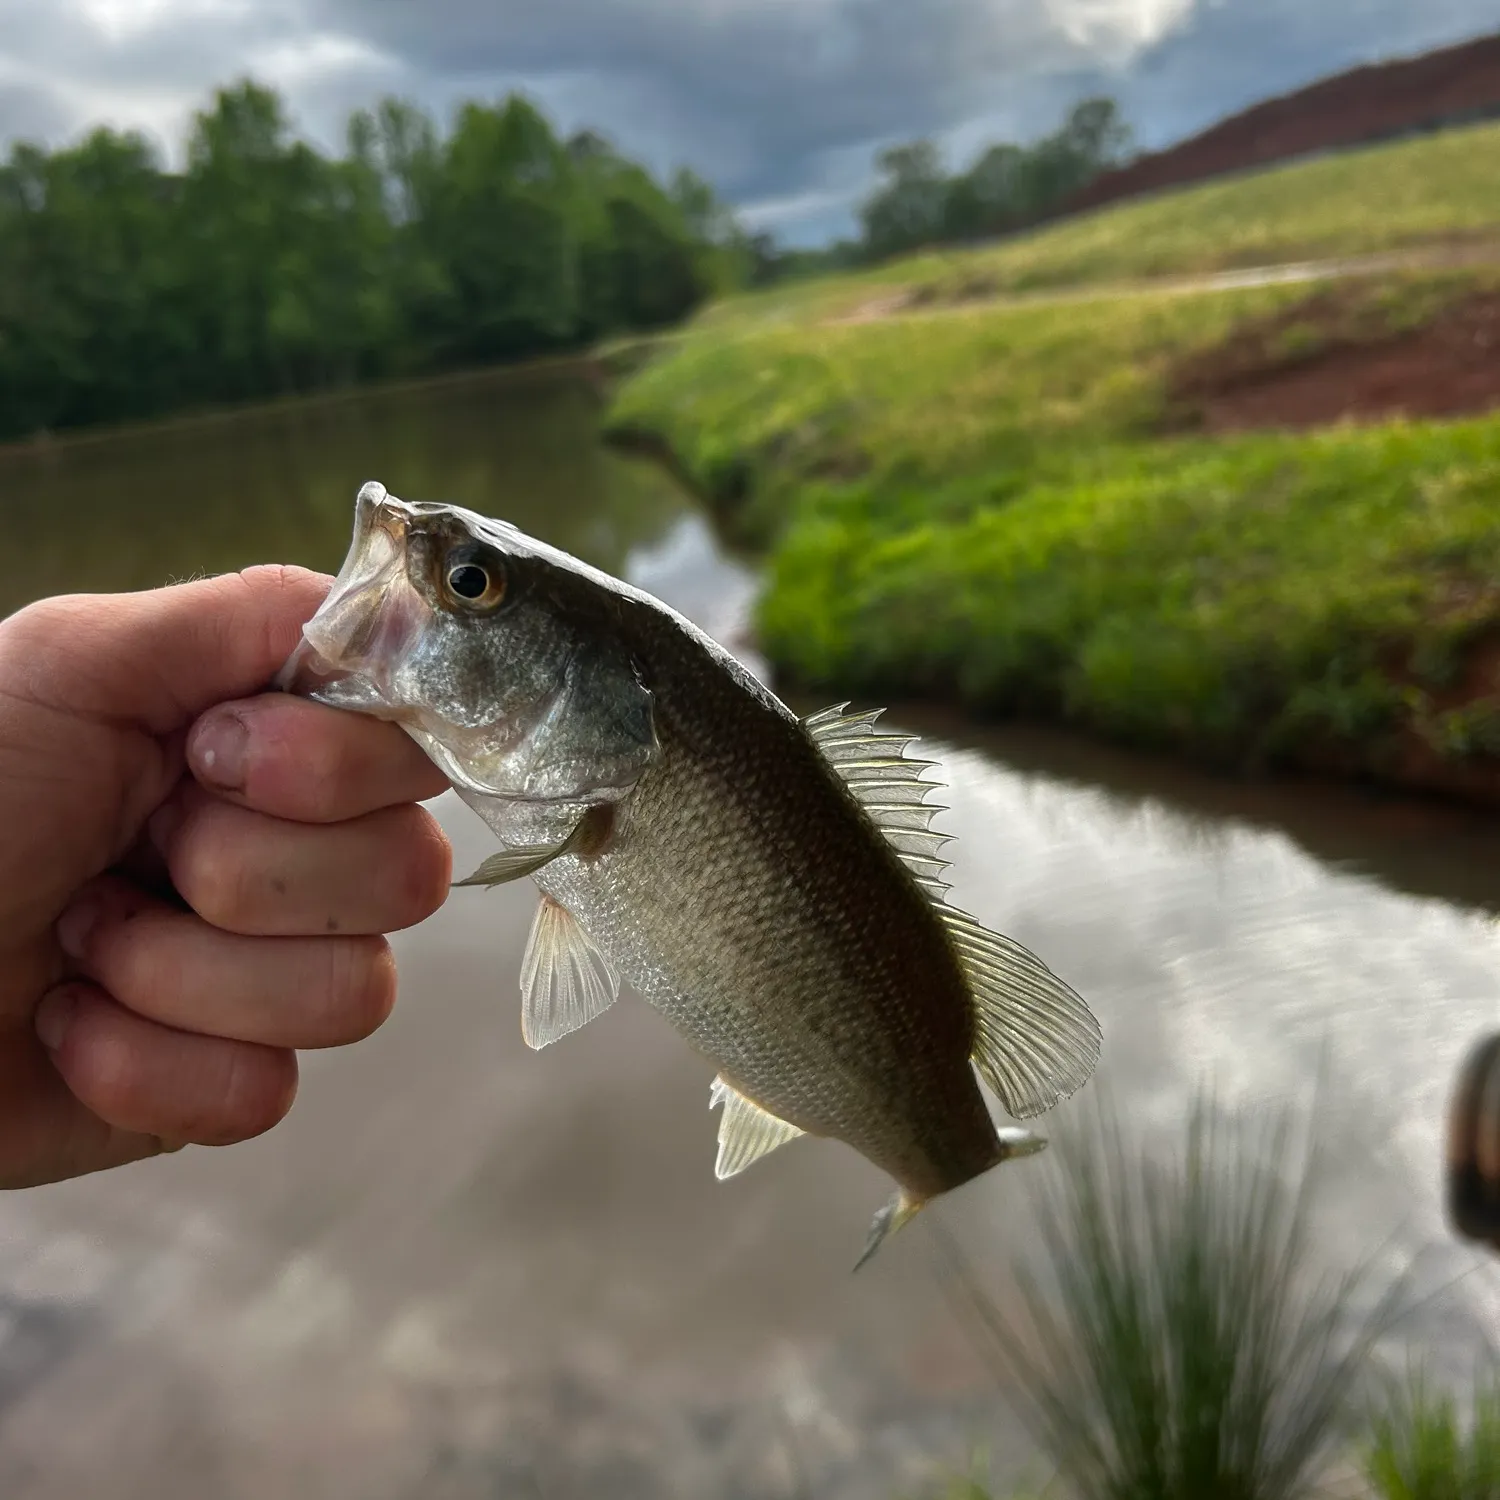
top-left (453, 817), bottom-right (592, 889)
top-left (709, 1077), bottom-right (805, 1180)
top-left (454, 845), bottom-right (571, 888)
top-left (519, 895), bottom-right (620, 1049)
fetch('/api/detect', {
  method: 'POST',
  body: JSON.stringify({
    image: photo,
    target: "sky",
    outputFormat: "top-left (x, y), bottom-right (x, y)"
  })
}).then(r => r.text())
top-left (0, 0), bottom-right (1495, 244)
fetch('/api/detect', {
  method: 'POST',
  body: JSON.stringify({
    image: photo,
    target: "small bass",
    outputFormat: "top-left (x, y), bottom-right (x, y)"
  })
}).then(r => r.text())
top-left (279, 482), bottom-right (1101, 1264)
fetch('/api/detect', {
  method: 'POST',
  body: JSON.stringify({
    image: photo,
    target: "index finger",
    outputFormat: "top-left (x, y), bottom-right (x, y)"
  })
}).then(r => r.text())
top-left (187, 693), bottom-right (449, 823)
top-left (1, 565), bottom-right (330, 735)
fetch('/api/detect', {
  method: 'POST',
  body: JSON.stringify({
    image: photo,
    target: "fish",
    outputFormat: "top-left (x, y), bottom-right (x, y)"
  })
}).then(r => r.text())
top-left (278, 480), bottom-right (1102, 1266)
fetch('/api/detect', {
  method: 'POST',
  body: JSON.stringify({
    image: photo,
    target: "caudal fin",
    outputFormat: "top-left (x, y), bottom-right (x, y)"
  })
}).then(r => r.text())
top-left (854, 1127), bottom-right (1049, 1271)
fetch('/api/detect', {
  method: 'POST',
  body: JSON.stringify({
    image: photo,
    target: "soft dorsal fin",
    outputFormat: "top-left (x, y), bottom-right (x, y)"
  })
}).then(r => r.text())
top-left (709, 1076), bottom-right (806, 1180)
top-left (518, 895), bottom-right (620, 1049)
top-left (938, 906), bottom-right (1101, 1119)
top-left (802, 703), bottom-right (953, 901)
top-left (804, 703), bottom-right (1101, 1121)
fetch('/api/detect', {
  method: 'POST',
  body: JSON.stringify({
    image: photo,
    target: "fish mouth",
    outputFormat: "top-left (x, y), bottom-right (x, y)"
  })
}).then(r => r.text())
top-left (275, 480), bottom-right (432, 714)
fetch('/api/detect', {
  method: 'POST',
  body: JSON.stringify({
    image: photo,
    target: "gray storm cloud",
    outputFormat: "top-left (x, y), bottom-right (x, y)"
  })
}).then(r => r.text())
top-left (0, 0), bottom-right (1494, 238)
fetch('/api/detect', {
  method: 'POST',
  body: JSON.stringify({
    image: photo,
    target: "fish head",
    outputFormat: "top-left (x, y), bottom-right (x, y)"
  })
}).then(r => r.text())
top-left (279, 481), bottom-right (656, 805)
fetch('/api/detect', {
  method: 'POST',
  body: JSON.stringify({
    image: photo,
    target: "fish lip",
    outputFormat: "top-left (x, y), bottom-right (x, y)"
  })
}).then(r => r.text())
top-left (274, 480), bottom-right (429, 707)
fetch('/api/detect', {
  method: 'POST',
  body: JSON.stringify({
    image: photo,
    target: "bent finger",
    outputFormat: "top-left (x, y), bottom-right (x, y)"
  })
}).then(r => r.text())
top-left (188, 694), bottom-right (448, 824)
top-left (156, 785), bottom-right (451, 937)
top-left (59, 876), bottom-right (398, 1050)
top-left (36, 982), bottom-right (298, 1148)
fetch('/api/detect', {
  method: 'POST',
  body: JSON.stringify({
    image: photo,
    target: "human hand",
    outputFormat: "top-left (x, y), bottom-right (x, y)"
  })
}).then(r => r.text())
top-left (0, 564), bottom-right (452, 1188)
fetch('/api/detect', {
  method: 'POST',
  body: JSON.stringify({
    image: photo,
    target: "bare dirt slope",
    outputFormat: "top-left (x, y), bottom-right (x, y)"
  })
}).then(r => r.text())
top-left (1069, 31), bottom-right (1500, 218)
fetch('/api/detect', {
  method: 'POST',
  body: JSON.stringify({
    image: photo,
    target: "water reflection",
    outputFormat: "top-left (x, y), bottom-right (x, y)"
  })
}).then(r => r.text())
top-left (0, 370), bottom-right (1497, 1497)
top-left (0, 366), bottom-right (681, 616)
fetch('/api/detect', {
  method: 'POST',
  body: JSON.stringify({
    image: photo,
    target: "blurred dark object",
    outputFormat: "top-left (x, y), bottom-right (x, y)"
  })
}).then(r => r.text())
top-left (1447, 1033), bottom-right (1500, 1250)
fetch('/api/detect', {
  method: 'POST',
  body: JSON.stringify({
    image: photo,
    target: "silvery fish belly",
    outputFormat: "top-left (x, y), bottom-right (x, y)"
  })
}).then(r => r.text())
top-left (278, 481), bottom-right (1102, 1265)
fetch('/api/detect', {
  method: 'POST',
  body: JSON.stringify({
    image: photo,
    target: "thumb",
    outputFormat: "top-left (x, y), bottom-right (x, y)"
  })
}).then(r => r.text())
top-left (2, 565), bottom-right (331, 734)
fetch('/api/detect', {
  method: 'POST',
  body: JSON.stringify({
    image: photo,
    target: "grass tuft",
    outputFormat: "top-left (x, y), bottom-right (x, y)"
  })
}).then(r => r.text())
top-left (934, 1090), bottom-right (1413, 1500)
top-left (1364, 1361), bottom-right (1500, 1500)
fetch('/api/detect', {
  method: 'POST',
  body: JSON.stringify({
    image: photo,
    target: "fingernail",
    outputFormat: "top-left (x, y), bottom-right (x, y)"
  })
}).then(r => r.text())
top-left (148, 801), bottom-right (182, 857)
top-left (56, 896), bottom-right (100, 961)
top-left (35, 988), bottom-right (78, 1052)
top-left (190, 709), bottom-right (249, 792)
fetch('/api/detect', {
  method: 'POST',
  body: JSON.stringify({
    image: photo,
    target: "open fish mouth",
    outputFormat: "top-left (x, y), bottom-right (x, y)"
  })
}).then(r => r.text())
top-left (275, 481), bottom-right (433, 715)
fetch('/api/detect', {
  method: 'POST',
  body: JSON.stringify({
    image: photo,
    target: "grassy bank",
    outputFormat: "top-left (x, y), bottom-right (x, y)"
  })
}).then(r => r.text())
top-left (608, 266), bottom-right (1500, 797)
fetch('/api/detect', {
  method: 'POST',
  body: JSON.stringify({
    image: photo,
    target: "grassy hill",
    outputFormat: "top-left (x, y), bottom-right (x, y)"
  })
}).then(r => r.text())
top-left (691, 120), bottom-right (1500, 333)
top-left (608, 124), bottom-right (1500, 801)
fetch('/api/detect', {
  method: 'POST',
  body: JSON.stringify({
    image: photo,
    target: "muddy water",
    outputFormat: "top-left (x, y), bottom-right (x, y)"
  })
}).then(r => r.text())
top-left (0, 368), bottom-right (1498, 1499)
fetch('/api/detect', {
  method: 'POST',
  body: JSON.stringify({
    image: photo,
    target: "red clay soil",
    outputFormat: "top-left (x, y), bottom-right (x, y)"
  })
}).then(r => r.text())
top-left (1165, 288), bottom-right (1500, 434)
top-left (1162, 285), bottom-right (1500, 807)
top-left (1066, 31), bottom-right (1500, 218)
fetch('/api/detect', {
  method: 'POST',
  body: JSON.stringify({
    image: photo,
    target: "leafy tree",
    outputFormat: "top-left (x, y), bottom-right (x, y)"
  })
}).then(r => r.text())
top-left (0, 79), bottom-right (744, 440)
top-left (853, 96), bottom-right (1135, 263)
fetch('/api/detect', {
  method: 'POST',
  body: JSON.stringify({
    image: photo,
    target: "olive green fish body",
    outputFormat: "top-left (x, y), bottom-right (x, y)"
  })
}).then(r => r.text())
top-left (501, 598), bottom-right (1004, 1200)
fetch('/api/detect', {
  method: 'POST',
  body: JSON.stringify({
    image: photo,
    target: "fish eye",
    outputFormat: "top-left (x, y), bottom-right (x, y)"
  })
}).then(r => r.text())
top-left (439, 544), bottom-right (506, 612)
top-left (448, 563), bottom-right (489, 599)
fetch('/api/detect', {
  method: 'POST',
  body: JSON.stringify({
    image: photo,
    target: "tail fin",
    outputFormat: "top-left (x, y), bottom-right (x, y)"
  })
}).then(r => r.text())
top-left (854, 1126), bottom-right (1049, 1272)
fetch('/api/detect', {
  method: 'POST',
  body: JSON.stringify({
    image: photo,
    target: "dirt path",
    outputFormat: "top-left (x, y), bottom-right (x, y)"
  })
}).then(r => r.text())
top-left (825, 240), bottom-right (1500, 327)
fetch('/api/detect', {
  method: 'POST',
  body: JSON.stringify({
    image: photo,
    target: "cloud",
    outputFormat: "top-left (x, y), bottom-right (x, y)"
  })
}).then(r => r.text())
top-left (0, 0), bottom-right (1493, 240)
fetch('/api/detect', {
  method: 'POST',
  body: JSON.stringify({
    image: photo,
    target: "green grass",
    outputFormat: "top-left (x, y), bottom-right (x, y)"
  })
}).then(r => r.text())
top-left (691, 121), bottom-right (1500, 332)
top-left (1364, 1364), bottom-right (1500, 1500)
top-left (609, 270), bottom-right (1500, 773)
top-left (937, 1090), bottom-right (1412, 1500)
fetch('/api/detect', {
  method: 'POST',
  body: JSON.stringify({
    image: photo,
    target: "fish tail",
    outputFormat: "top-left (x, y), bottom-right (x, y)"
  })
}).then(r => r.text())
top-left (853, 1128), bottom-right (1048, 1273)
top-left (853, 1190), bottom-right (924, 1272)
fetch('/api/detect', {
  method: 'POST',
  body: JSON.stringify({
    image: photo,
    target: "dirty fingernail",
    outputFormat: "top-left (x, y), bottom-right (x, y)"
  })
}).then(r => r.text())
top-left (190, 710), bottom-right (249, 792)
top-left (56, 896), bottom-right (101, 961)
top-left (35, 988), bottom-right (79, 1052)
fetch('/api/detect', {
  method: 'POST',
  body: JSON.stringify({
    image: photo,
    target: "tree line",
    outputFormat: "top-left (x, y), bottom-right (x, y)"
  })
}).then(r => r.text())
top-left (0, 81), bottom-right (746, 441)
top-left (747, 96), bottom-right (1133, 283)
top-left (0, 81), bottom-right (1132, 440)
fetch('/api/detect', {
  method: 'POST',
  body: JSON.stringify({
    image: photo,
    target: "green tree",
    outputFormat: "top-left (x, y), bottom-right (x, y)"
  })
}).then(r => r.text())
top-left (0, 77), bottom-right (744, 441)
top-left (859, 139), bottom-right (949, 259)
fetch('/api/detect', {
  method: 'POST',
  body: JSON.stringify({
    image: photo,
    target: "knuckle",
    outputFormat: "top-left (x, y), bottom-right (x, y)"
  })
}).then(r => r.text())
top-left (94, 911), bottom-right (182, 1004)
top-left (317, 937), bottom-right (397, 1044)
top-left (0, 596), bottom-right (76, 677)
top-left (393, 811), bottom-right (452, 925)
top-left (193, 1047), bottom-right (298, 1146)
top-left (294, 731), bottom-right (349, 819)
top-left (171, 820), bottom-right (256, 930)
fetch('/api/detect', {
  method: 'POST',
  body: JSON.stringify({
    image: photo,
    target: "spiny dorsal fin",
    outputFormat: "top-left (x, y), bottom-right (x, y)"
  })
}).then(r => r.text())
top-left (519, 895), bottom-right (620, 1049)
top-left (939, 906), bottom-right (1101, 1119)
top-left (802, 703), bottom-right (953, 900)
top-left (709, 1077), bottom-right (805, 1180)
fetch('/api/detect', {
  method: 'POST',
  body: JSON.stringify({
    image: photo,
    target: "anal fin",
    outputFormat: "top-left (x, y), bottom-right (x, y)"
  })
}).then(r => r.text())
top-left (709, 1077), bottom-right (805, 1180)
top-left (519, 896), bottom-right (620, 1049)
top-left (940, 906), bottom-right (1101, 1120)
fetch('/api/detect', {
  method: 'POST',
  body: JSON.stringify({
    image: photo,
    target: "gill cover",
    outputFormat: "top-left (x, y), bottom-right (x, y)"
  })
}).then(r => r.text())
top-left (278, 480), bottom-right (657, 807)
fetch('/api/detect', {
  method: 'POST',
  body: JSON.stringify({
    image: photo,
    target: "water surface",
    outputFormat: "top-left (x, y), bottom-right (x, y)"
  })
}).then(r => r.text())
top-left (0, 367), bottom-right (1497, 1499)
